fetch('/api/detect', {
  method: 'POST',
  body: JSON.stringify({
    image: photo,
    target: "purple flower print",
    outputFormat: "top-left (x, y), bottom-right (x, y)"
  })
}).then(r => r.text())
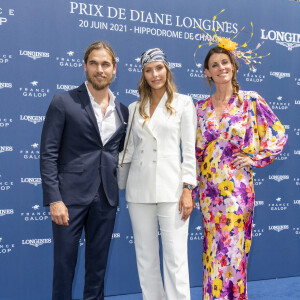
top-left (216, 240), bottom-right (228, 259)
top-left (203, 130), bottom-right (219, 143)
top-left (221, 279), bottom-right (234, 299)
top-left (206, 181), bottom-right (219, 199)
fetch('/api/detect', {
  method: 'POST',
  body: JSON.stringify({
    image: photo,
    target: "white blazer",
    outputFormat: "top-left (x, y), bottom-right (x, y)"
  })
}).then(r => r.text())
top-left (120, 92), bottom-right (197, 204)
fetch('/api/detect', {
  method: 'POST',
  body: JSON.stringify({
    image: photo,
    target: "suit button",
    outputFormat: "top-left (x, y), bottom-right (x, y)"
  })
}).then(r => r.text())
top-left (153, 160), bottom-right (156, 163)
top-left (153, 149), bottom-right (157, 152)
top-left (141, 150), bottom-right (144, 153)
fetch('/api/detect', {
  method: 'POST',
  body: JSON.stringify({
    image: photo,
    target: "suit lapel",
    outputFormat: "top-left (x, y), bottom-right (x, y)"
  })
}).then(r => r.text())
top-left (77, 84), bottom-right (103, 145)
top-left (142, 101), bottom-right (156, 137)
top-left (147, 93), bottom-right (167, 138)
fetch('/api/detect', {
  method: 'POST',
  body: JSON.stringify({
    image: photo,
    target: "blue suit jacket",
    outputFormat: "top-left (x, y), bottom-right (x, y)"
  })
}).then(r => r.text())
top-left (40, 83), bottom-right (128, 207)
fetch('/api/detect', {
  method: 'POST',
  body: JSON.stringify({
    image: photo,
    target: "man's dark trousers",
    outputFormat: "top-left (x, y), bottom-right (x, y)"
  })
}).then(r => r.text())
top-left (52, 184), bottom-right (116, 300)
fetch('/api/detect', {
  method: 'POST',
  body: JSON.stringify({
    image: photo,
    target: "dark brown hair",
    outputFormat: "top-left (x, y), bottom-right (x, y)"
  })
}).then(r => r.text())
top-left (84, 41), bottom-right (116, 66)
top-left (204, 46), bottom-right (242, 103)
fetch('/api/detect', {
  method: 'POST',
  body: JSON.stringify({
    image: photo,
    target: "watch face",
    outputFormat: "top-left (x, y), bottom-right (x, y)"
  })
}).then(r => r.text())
top-left (184, 184), bottom-right (193, 190)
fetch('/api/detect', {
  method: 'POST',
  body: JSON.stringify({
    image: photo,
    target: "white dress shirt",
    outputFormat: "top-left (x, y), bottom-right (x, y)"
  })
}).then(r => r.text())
top-left (85, 82), bottom-right (121, 145)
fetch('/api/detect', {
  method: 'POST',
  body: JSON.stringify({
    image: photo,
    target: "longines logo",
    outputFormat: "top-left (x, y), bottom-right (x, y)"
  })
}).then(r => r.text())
top-left (19, 50), bottom-right (50, 60)
top-left (0, 8), bottom-right (15, 26)
top-left (270, 72), bottom-right (291, 79)
top-left (56, 51), bottom-right (83, 68)
top-left (253, 224), bottom-right (264, 237)
top-left (187, 67), bottom-right (205, 78)
top-left (19, 81), bottom-right (50, 98)
top-left (243, 72), bottom-right (266, 83)
top-left (112, 233), bottom-right (121, 239)
top-left (294, 200), bottom-right (300, 205)
top-left (294, 150), bottom-right (300, 155)
top-left (283, 125), bottom-right (290, 130)
top-left (0, 54), bottom-right (13, 64)
top-left (0, 174), bottom-right (14, 191)
top-left (125, 89), bottom-right (139, 97)
top-left (21, 205), bottom-right (50, 222)
top-left (188, 93), bottom-right (210, 101)
top-left (22, 238), bottom-right (52, 248)
top-left (0, 118), bottom-right (13, 128)
top-left (20, 143), bottom-right (40, 159)
top-left (20, 178), bottom-right (42, 186)
top-left (56, 84), bottom-right (78, 91)
top-left (268, 197), bottom-right (289, 211)
top-left (0, 82), bottom-right (12, 89)
top-left (295, 99), bottom-right (300, 105)
top-left (0, 237), bottom-right (15, 254)
top-left (269, 175), bottom-right (289, 182)
top-left (0, 146), bottom-right (13, 154)
top-left (261, 29), bottom-right (300, 51)
top-left (268, 225), bottom-right (289, 232)
top-left (254, 201), bottom-right (264, 206)
top-left (275, 153), bottom-right (290, 161)
top-left (0, 209), bottom-right (14, 217)
top-left (20, 115), bottom-right (45, 124)
top-left (168, 62), bottom-right (182, 70)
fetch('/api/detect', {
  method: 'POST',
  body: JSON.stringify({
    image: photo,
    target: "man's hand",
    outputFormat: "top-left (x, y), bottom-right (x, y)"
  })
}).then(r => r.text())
top-left (179, 189), bottom-right (194, 221)
top-left (50, 201), bottom-right (69, 226)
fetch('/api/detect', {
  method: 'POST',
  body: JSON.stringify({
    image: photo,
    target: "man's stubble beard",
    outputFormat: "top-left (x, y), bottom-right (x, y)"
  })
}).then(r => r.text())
top-left (86, 72), bottom-right (113, 91)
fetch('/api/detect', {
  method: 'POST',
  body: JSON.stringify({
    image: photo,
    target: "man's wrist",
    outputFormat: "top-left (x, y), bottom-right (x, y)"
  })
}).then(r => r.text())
top-left (50, 201), bottom-right (63, 205)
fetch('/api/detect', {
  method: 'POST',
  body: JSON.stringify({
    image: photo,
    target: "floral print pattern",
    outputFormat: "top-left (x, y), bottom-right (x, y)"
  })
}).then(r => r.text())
top-left (193, 91), bottom-right (287, 300)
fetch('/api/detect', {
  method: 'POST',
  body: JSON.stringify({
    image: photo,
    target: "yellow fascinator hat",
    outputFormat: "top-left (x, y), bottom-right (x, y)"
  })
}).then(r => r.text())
top-left (194, 9), bottom-right (270, 72)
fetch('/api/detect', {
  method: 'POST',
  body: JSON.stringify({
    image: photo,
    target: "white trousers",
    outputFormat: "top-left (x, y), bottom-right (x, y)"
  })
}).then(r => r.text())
top-left (128, 202), bottom-right (191, 300)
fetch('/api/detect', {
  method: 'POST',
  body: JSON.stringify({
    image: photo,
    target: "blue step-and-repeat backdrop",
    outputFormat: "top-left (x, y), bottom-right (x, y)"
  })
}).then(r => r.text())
top-left (0, 0), bottom-right (300, 299)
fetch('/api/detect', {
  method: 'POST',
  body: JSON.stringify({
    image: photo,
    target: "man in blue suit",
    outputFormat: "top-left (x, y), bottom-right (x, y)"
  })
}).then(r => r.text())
top-left (40, 41), bottom-right (128, 300)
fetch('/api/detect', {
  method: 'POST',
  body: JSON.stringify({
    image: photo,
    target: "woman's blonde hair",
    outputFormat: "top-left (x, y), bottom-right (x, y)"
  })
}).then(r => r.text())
top-left (138, 63), bottom-right (177, 123)
top-left (204, 46), bottom-right (242, 104)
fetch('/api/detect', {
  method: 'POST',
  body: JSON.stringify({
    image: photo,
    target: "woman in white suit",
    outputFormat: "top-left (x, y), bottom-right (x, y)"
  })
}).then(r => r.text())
top-left (120, 48), bottom-right (197, 300)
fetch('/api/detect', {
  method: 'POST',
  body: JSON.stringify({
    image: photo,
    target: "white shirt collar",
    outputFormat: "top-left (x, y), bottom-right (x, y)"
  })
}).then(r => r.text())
top-left (85, 81), bottom-right (116, 110)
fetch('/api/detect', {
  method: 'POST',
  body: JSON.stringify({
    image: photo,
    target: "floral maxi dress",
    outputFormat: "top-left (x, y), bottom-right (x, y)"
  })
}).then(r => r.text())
top-left (193, 91), bottom-right (287, 300)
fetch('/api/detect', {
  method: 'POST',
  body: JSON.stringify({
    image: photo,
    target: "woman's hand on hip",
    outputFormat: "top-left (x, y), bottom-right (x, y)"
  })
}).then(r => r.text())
top-left (179, 189), bottom-right (194, 221)
top-left (232, 152), bottom-right (253, 170)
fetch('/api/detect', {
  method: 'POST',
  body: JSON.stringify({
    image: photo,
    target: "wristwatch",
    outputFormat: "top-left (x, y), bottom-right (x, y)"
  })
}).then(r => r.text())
top-left (183, 184), bottom-right (194, 190)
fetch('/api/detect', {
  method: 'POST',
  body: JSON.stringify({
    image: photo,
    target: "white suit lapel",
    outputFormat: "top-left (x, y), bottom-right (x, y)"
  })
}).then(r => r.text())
top-left (138, 101), bottom-right (154, 137)
top-left (147, 93), bottom-right (167, 137)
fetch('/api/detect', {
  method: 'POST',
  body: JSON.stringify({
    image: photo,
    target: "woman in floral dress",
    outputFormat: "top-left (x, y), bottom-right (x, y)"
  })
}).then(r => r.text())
top-left (193, 46), bottom-right (287, 300)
